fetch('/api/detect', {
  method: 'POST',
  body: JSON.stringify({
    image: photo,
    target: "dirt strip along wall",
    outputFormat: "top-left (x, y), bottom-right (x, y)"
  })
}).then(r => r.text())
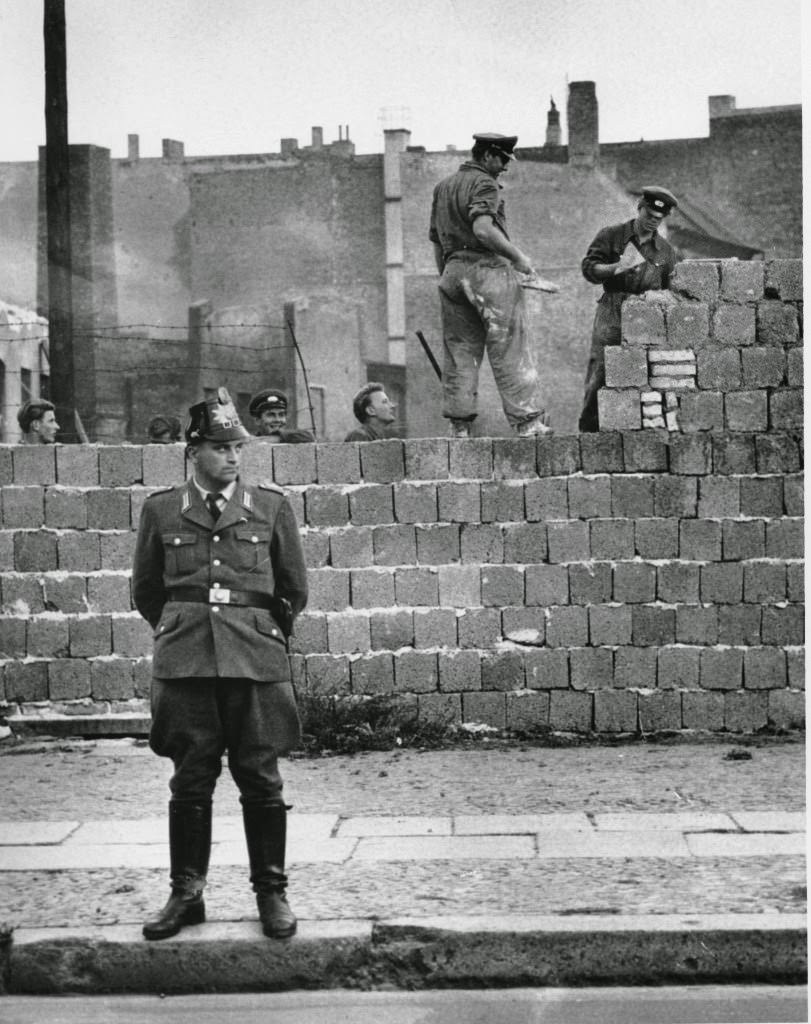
top-left (0, 260), bottom-right (803, 738)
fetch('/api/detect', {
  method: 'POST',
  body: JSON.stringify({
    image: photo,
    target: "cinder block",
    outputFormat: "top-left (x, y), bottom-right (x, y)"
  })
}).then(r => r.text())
top-left (755, 434), bottom-right (801, 474)
top-left (404, 439), bottom-right (449, 480)
top-left (351, 653), bottom-right (395, 695)
top-left (722, 520), bottom-right (765, 561)
top-left (756, 300), bottom-right (801, 348)
top-left (0, 617), bottom-right (27, 658)
top-left (142, 444), bottom-right (185, 486)
top-left (549, 690), bottom-right (592, 733)
top-left (632, 606), bottom-right (675, 646)
top-left (112, 616), bottom-right (152, 658)
top-left (303, 654), bottom-right (351, 695)
top-left (536, 436), bottom-right (581, 477)
top-left (719, 259), bottom-right (764, 303)
top-left (305, 487), bottom-right (349, 526)
top-left (768, 689), bottom-right (805, 730)
top-left (302, 531), bottom-right (330, 569)
top-left (525, 564), bottom-right (569, 606)
top-left (272, 444), bottom-right (317, 485)
top-left (524, 478), bottom-right (568, 520)
top-left (416, 524), bottom-right (460, 565)
top-left (740, 477), bottom-right (783, 517)
top-left (350, 568), bottom-right (394, 609)
top-left (546, 606), bottom-right (589, 648)
top-left (724, 691), bottom-right (768, 733)
top-left (700, 563), bottom-right (743, 604)
top-left (12, 445), bottom-right (56, 485)
top-left (525, 649), bottom-right (569, 690)
top-left (743, 563), bottom-right (787, 604)
top-left (91, 660), bottom-right (134, 700)
top-left (724, 391), bottom-right (768, 431)
top-left (682, 691), bottom-right (724, 731)
top-left (4, 661), bottom-right (49, 702)
top-left (503, 523), bottom-right (547, 564)
top-left (623, 432), bottom-right (668, 471)
top-left (589, 605), bottom-right (632, 646)
top-left (56, 446), bottom-right (98, 486)
top-left (438, 650), bottom-right (481, 692)
top-left (44, 576), bottom-right (87, 613)
top-left (438, 564), bottom-right (480, 607)
top-left (657, 562), bottom-right (700, 603)
top-left (372, 525), bottom-right (417, 566)
top-left (449, 438), bottom-right (493, 480)
top-left (787, 650), bottom-right (804, 690)
top-left (492, 438), bottom-right (538, 480)
top-left (481, 650), bottom-right (525, 691)
top-left (670, 261), bottom-right (719, 303)
top-left (761, 606), bottom-right (804, 647)
top-left (744, 648), bottom-right (787, 690)
top-left (315, 444), bottom-right (361, 484)
top-left (417, 692), bottom-right (461, 726)
top-left (698, 475), bottom-right (741, 516)
top-left (654, 476), bottom-right (697, 517)
top-left (567, 476), bottom-right (612, 519)
top-left (457, 607), bottom-right (501, 649)
top-left (657, 647), bottom-right (700, 690)
top-left (370, 609), bottom-right (414, 651)
top-left (288, 614), bottom-right (328, 655)
top-left (787, 564), bottom-right (804, 604)
top-left (677, 391), bottom-right (724, 432)
top-left (786, 348), bottom-right (803, 386)
top-left (309, 568), bottom-right (351, 611)
top-left (1, 576), bottom-right (44, 615)
top-left (394, 483), bottom-right (438, 524)
top-left (481, 481), bottom-right (524, 522)
top-left (413, 608), bottom-right (457, 649)
top-left (621, 298), bottom-right (666, 345)
top-left (327, 612), bottom-right (371, 654)
top-left (679, 520), bottom-right (722, 560)
top-left (330, 527), bottom-right (374, 568)
top-left (570, 647), bottom-right (613, 690)
top-left (100, 531), bottom-right (135, 570)
top-left (48, 660), bottom-right (91, 700)
top-left (668, 434), bottom-right (712, 474)
top-left (580, 432), bottom-right (624, 473)
top-left (15, 532), bottom-right (58, 571)
top-left (589, 519), bottom-right (635, 559)
top-left (598, 390), bottom-right (641, 430)
top-left (394, 567), bottom-right (439, 607)
top-left (506, 691), bottom-right (550, 733)
top-left (697, 348), bottom-right (741, 389)
top-left (69, 616), bottom-right (112, 657)
top-left (569, 563), bottom-right (612, 604)
top-left (741, 347), bottom-right (785, 388)
top-left (349, 485), bottom-right (394, 525)
top-left (638, 691), bottom-right (682, 733)
top-left (481, 565), bottom-right (524, 607)
top-left (57, 532), bottom-right (101, 572)
top-left (132, 658), bottom-right (152, 698)
top-left (502, 607), bottom-right (544, 646)
top-left (437, 481), bottom-right (480, 522)
top-left (666, 302), bottom-right (710, 349)
top-left (614, 647), bottom-right (659, 688)
top-left (594, 690), bottom-right (638, 733)
top-left (87, 490), bottom-right (131, 530)
top-left (611, 476), bottom-right (654, 517)
top-left (718, 605), bottom-right (761, 646)
top-left (637, 518), bottom-right (680, 561)
top-left (765, 519), bottom-right (804, 559)
top-left (0, 447), bottom-right (11, 485)
top-left (712, 304), bottom-right (756, 346)
top-left (764, 259), bottom-right (803, 301)
top-left (359, 440), bottom-right (405, 483)
top-left (547, 521), bottom-right (589, 563)
top-left (613, 562), bottom-right (656, 603)
top-left (784, 475), bottom-right (803, 516)
top-left (605, 347), bottom-right (648, 387)
top-left (677, 605), bottom-right (719, 646)
top-left (699, 648), bottom-right (743, 690)
top-left (99, 446), bottom-right (143, 486)
top-left (462, 691), bottom-right (506, 728)
top-left (770, 389), bottom-right (803, 430)
top-left (460, 523), bottom-right (504, 564)
top-left (3, 487), bottom-right (44, 528)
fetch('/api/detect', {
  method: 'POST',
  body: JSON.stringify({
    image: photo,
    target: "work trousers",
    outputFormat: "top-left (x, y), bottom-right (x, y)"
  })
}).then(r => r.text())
top-left (150, 677), bottom-right (300, 803)
top-left (438, 253), bottom-right (545, 427)
top-left (578, 292), bottom-right (624, 432)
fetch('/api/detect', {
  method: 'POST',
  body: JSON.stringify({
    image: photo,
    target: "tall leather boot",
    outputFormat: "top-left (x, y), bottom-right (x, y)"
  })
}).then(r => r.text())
top-left (142, 800), bottom-right (212, 941)
top-left (242, 800), bottom-right (297, 938)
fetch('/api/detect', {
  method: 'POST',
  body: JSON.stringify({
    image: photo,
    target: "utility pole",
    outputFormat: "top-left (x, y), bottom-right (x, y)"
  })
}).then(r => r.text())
top-left (43, 0), bottom-right (76, 440)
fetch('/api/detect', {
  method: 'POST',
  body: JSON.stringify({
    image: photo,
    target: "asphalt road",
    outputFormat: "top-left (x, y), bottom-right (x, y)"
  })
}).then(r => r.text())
top-left (1, 986), bottom-right (807, 1023)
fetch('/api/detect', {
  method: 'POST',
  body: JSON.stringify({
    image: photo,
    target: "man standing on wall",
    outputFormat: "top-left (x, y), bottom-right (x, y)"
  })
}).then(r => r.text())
top-left (579, 186), bottom-right (681, 432)
top-left (17, 399), bottom-right (60, 443)
top-left (132, 387), bottom-right (308, 941)
top-left (344, 381), bottom-right (398, 441)
top-left (429, 132), bottom-right (555, 439)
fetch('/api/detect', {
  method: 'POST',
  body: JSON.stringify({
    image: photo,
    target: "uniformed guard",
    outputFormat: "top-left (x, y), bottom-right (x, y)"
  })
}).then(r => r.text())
top-left (132, 387), bottom-right (308, 941)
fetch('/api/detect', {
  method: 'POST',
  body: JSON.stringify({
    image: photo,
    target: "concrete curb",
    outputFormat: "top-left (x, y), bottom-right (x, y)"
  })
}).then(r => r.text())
top-left (4, 914), bottom-right (806, 994)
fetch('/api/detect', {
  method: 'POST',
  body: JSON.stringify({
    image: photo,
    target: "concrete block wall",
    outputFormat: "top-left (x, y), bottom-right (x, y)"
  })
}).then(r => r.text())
top-left (0, 428), bottom-right (803, 737)
top-left (599, 258), bottom-right (802, 432)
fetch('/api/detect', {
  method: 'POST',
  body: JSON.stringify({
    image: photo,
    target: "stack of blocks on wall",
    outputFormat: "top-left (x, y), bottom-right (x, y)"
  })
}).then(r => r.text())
top-left (0, 259), bottom-right (803, 739)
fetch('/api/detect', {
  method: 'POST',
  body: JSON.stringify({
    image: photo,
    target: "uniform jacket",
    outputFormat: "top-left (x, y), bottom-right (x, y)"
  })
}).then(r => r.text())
top-left (132, 479), bottom-right (308, 682)
top-left (581, 218), bottom-right (680, 296)
top-left (429, 160), bottom-right (509, 263)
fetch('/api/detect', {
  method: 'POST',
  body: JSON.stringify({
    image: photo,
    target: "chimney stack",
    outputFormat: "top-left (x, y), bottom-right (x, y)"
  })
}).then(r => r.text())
top-left (311, 126), bottom-right (323, 149)
top-left (161, 138), bottom-right (184, 161)
top-left (127, 134), bottom-right (140, 161)
top-left (544, 97), bottom-right (561, 147)
top-left (567, 81), bottom-right (599, 167)
top-left (280, 137), bottom-right (298, 157)
top-left (709, 95), bottom-right (736, 119)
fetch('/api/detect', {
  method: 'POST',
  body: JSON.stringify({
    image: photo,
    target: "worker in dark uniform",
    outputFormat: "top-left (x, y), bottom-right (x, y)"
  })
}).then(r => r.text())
top-left (429, 132), bottom-right (556, 438)
top-left (579, 186), bottom-right (681, 432)
top-left (344, 381), bottom-right (397, 441)
top-left (132, 387), bottom-right (308, 941)
top-left (249, 389), bottom-right (315, 443)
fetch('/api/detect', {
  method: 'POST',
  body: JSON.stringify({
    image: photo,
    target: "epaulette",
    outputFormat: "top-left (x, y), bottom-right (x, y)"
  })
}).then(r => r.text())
top-left (258, 481), bottom-right (285, 495)
top-left (145, 486), bottom-right (175, 498)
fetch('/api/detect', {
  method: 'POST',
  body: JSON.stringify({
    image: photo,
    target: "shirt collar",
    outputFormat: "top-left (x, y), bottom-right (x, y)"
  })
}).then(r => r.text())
top-left (192, 477), bottom-right (237, 504)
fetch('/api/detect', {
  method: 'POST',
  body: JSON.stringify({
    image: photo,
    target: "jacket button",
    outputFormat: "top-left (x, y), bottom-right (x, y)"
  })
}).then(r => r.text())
top-left (213, 535), bottom-right (220, 543)
top-left (212, 606), bottom-right (220, 613)
top-left (271, 628), bottom-right (277, 636)
top-left (251, 535), bottom-right (258, 543)
top-left (213, 559), bottom-right (221, 566)
top-left (173, 538), bottom-right (181, 546)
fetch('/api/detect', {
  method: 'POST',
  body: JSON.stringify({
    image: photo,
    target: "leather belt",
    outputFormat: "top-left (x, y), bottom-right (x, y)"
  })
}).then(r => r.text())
top-left (167, 586), bottom-right (273, 610)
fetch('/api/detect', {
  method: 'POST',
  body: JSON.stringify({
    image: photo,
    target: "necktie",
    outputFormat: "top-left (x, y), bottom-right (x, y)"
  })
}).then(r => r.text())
top-left (206, 494), bottom-right (221, 521)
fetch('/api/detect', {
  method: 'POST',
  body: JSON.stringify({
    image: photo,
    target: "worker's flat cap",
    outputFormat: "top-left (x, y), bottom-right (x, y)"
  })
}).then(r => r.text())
top-left (641, 185), bottom-right (678, 214)
top-left (473, 133), bottom-right (518, 160)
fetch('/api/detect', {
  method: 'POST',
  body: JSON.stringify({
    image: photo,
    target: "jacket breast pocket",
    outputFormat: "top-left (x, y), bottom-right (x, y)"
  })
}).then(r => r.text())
top-left (234, 528), bottom-right (271, 570)
top-left (161, 532), bottom-right (198, 575)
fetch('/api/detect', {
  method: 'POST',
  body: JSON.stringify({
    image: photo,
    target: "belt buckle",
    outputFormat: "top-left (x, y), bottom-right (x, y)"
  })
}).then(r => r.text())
top-left (209, 586), bottom-right (232, 604)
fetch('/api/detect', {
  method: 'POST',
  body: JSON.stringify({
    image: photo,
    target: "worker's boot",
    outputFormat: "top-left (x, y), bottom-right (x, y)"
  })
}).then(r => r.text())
top-left (142, 800), bottom-right (211, 940)
top-left (242, 800), bottom-right (297, 939)
top-left (516, 414), bottom-right (553, 437)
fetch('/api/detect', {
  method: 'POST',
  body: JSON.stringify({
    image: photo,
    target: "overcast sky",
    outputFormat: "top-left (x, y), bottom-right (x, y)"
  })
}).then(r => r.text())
top-left (1, 0), bottom-right (804, 161)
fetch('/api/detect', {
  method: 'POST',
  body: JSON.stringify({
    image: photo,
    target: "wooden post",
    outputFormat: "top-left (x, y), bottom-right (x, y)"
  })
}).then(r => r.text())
top-left (43, 0), bottom-right (76, 440)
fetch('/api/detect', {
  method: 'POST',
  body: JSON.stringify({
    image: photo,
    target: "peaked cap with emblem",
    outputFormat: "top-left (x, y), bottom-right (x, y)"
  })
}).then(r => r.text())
top-left (249, 388), bottom-right (288, 418)
top-left (473, 132), bottom-right (519, 160)
top-left (640, 185), bottom-right (678, 214)
top-left (185, 387), bottom-right (251, 443)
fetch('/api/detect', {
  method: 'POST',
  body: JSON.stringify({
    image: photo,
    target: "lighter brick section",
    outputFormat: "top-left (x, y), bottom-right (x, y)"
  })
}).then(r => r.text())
top-left (337, 816), bottom-right (451, 837)
top-left (593, 812), bottom-right (735, 832)
top-left (685, 834), bottom-right (806, 857)
top-left (352, 835), bottom-right (534, 860)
